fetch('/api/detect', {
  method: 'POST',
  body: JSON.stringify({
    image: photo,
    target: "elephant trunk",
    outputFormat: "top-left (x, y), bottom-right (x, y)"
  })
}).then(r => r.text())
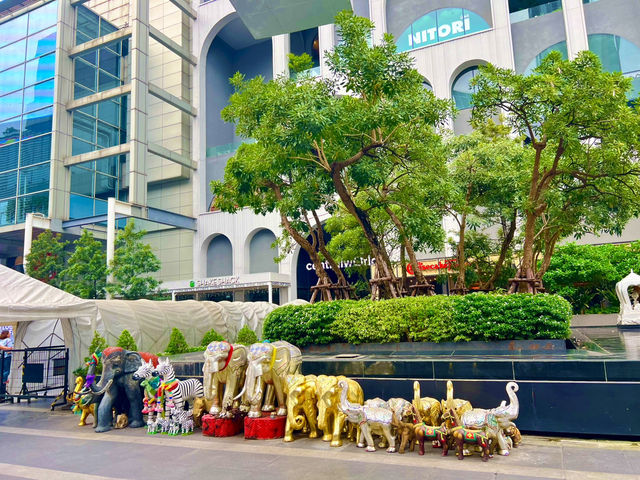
top-left (287, 400), bottom-right (305, 430)
top-left (89, 378), bottom-right (113, 396)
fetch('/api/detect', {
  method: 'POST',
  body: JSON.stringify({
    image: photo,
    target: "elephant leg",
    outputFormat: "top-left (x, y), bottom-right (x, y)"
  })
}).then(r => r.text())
top-left (418, 436), bottom-right (425, 455)
top-left (123, 380), bottom-right (144, 429)
top-left (262, 384), bottom-right (275, 412)
top-left (95, 393), bottom-right (115, 433)
top-left (273, 380), bottom-right (287, 417)
top-left (496, 429), bottom-right (510, 456)
top-left (331, 415), bottom-right (343, 447)
top-left (303, 403), bottom-right (318, 438)
top-left (361, 423), bottom-right (376, 452)
top-left (209, 379), bottom-right (222, 415)
top-left (441, 434), bottom-right (449, 456)
top-left (382, 425), bottom-right (396, 453)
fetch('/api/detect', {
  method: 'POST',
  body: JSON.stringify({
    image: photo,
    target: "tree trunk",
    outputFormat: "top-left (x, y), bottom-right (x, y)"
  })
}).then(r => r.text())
top-left (383, 205), bottom-right (427, 285)
top-left (330, 169), bottom-right (400, 298)
top-left (537, 231), bottom-right (560, 281)
top-left (484, 211), bottom-right (517, 291)
top-left (509, 211), bottom-right (538, 293)
top-left (311, 211), bottom-right (350, 290)
top-left (454, 212), bottom-right (467, 292)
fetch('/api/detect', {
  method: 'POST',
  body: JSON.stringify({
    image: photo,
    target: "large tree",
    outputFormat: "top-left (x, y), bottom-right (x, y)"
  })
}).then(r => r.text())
top-left (472, 51), bottom-right (640, 292)
top-left (106, 221), bottom-right (161, 299)
top-left (217, 11), bottom-right (451, 299)
top-left (61, 230), bottom-right (107, 299)
top-left (25, 230), bottom-right (68, 287)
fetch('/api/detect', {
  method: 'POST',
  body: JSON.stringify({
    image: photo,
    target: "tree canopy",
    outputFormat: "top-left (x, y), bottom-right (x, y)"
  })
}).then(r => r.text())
top-left (25, 230), bottom-right (68, 287)
top-left (61, 230), bottom-right (107, 299)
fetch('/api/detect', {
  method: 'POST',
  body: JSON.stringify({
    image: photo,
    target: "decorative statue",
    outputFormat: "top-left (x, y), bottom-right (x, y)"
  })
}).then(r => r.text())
top-left (316, 375), bottom-right (362, 447)
top-left (447, 409), bottom-right (491, 462)
top-left (192, 397), bottom-right (214, 428)
top-left (202, 341), bottom-right (249, 417)
top-left (505, 424), bottom-right (522, 448)
top-left (413, 407), bottom-right (448, 456)
top-left (441, 380), bottom-right (473, 420)
top-left (115, 413), bottom-right (129, 429)
top-left (71, 376), bottom-right (95, 426)
top-left (388, 398), bottom-right (414, 423)
top-left (155, 357), bottom-right (204, 415)
top-left (488, 381), bottom-right (520, 452)
top-left (283, 373), bottom-right (319, 442)
top-left (337, 379), bottom-right (397, 453)
top-left (616, 270), bottom-right (640, 325)
top-left (235, 341), bottom-right (302, 418)
top-left (132, 359), bottom-right (161, 428)
top-left (413, 381), bottom-right (442, 427)
top-left (395, 418), bottom-right (418, 454)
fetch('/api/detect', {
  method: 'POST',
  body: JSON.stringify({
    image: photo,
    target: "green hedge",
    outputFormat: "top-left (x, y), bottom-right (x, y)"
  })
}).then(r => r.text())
top-left (262, 293), bottom-right (571, 345)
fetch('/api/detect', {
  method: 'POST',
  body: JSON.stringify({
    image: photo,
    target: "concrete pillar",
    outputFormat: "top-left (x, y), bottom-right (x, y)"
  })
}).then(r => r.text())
top-left (23, 213), bottom-right (34, 273)
top-left (129, 0), bottom-right (150, 206)
top-left (106, 197), bottom-right (116, 295)
top-left (272, 34), bottom-right (290, 78)
top-left (268, 281), bottom-right (273, 304)
top-left (318, 24), bottom-right (335, 78)
top-left (369, 0), bottom-right (386, 45)
top-left (491, 0), bottom-right (516, 70)
top-left (562, 0), bottom-right (589, 59)
top-left (49, 0), bottom-right (76, 221)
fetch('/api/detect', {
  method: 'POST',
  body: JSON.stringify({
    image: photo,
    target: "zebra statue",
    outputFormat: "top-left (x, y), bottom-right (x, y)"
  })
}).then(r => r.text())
top-left (133, 359), bottom-right (161, 430)
top-left (155, 357), bottom-right (204, 416)
top-left (168, 407), bottom-right (194, 436)
top-left (156, 417), bottom-right (170, 434)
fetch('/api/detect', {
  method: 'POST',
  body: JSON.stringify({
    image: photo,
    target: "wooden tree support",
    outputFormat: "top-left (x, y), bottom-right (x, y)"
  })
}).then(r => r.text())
top-left (449, 286), bottom-right (469, 295)
top-left (507, 277), bottom-right (545, 294)
top-left (309, 279), bottom-right (355, 303)
top-left (369, 276), bottom-right (403, 300)
top-left (409, 283), bottom-right (436, 296)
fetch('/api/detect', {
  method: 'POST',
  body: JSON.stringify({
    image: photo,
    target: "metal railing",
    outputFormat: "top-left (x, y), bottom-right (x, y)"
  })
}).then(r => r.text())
top-left (1, 346), bottom-right (69, 409)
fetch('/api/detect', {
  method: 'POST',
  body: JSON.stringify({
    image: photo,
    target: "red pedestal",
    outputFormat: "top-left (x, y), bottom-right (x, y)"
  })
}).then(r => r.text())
top-left (244, 414), bottom-right (286, 439)
top-left (201, 414), bottom-right (244, 437)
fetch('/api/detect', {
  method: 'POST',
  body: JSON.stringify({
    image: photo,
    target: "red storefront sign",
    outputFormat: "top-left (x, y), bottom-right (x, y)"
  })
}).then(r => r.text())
top-left (406, 259), bottom-right (456, 275)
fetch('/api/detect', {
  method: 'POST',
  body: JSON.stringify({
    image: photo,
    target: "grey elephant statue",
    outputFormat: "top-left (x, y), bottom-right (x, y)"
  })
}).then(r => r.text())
top-left (235, 340), bottom-right (302, 418)
top-left (203, 341), bottom-right (248, 417)
top-left (83, 347), bottom-right (151, 433)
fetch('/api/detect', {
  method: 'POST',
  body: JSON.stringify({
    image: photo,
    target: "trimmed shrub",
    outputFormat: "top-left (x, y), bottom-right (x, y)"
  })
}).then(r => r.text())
top-left (116, 329), bottom-right (138, 351)
top-left (264, 293), bottom-right (572, 346)
top-left (201, 329), bottom-right (225, 346)
top-left (263, 300), bottom-right (358, 346)
top-left (452, 293), bottom-right (572, 341)
top-left (165, 328), bottom-right (190, 354)
top-left (236, 326), bottom-right (259, 346)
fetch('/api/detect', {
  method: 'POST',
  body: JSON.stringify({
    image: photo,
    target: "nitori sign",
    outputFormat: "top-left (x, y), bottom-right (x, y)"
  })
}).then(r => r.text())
top-left (396, 8), bottom-right (490, 53)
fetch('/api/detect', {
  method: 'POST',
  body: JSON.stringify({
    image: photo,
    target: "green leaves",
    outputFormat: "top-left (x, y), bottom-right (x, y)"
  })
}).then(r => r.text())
top-left (106, 221), bottom-right (161, 300)
top-left (116, 329), bottom-right (138, 351)
top-left (165, 328), bottom-right (189, 355)
top-left (236, 326), bottom-right (258, 346)
top-left (26, 230), bottom-right (68, 287)
top-left (61, 230), bottom-right (107, 299)
top-left (201, 329), bottom-right (225, 346)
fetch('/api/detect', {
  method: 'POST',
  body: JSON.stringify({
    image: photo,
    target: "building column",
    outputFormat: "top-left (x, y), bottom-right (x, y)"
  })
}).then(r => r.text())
top-left (562, 0), bottom-right (589, 59)
top-left (369, 0), bottom-right (386, 45)
top-left (319, 24), bottom-right (335, 78)
top-left (106, 197), bottom-right (116, 297)
top-left (129, 0), bottom-right (150, 206)
top-left (491, 0), bottom-right (516, 70)
top-left (272, 34), bottom-right (290, 78)
top-left (268, 281), bottom-right (273, 304)
top-left (23, 214), bottom-right (34, 273)
top-left (49, 0), bottom-right (76, 221)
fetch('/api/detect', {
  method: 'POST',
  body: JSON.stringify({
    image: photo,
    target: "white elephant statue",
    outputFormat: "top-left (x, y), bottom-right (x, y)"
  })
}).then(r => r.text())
top-left (202, 341), bottom-right (249, 417)
top-left (338, 380), bottom-right (397, 453)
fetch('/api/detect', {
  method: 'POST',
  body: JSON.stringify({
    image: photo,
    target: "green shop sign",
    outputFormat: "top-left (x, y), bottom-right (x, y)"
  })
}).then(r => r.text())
top-left (396, 8), bottom-right (490, 52)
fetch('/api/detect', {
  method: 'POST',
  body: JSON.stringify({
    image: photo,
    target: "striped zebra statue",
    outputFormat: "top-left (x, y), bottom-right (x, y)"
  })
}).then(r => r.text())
top-left (155, 357), bottom-right (204, 415)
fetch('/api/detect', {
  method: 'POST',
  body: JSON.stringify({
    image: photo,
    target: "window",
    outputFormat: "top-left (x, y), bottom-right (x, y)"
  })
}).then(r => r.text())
top-left (524, 41), bottom-right (568, 74)
top-left (588, 34), bottom-right (640, 100)
top-left (68, 155), bottom-right (126, 219)
top-left (509, 0), bottom-right (562, 24)
top-left (452, 66), bottom-right (480, 110)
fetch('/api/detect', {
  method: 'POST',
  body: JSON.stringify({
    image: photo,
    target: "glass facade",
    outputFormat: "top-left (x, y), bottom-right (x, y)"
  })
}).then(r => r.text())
top-left (70, 6), bottom-right (129, 219)
top-left (0, 1), bottom-right (57, 226)
top-left (452, 66), bottom-right (480, 110)
top-left (510, 0), bottom-right (562, 24)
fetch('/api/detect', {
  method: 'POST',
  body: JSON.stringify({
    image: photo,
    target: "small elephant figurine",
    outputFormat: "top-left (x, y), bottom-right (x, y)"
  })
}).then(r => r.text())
top-left (450, 425), bottom-right (491, 462)
top-left (192, 396), bottom-right (214, 428)
top-left (283, 373), bottom-right (319, 442)
top-left (338, 380), bottom-right (396, 453)
top-left (395, 420), bottom-right (417, 454)
top-left (414, 422), bottom-right (449, 456)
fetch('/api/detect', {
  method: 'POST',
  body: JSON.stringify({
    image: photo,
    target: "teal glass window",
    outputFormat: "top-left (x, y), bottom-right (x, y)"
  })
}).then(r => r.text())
top-left (21, 108), bottom-right (53, 140)
top-left (510, 0), bottom-right (562, 24)
top-left (75, 58), bottom-right (96, 91)
top-left (0, 92), bottom-right (24, 122)
top-left (524, 41), bottom-right (568, 74)
top-left (0, 144), bottom-right (19, 171)
top-left (72, 112), bottom-right (96, 143)
top-left (69, 194), bottom-right (93, 218)
top-left (0, 171), bottom-right (17, 199)
top-left (20, 134), bottom-right (52, 167)
top-left (0, 198), bottom-right (16, 226)
top-left (76, 7), bottom-right (100, 44)
top-left (95, 173), bottom-right (116, 199)
top-left (588, 34), bottom-right (640, 100)
top-left (18, 163), bottom-right (49, 194)
top-left (70, 165), bottom-right (94, 196)
top-left (26, 26), bottom-right (56, 60)
top-left (27, 1), bottom-right (58, 35)
top-left (96, 121), bottom-right (119, 148)
top-left (72, 138), bottom-right (93, 156)
top-left (17, 191), bottom-right (48, 222)
top-left (396, 8), bottom-right (490, 52)
top-left (24, 53), bottom-right (56, 86)
top-left (0, 15), bottom-right (28, 48)
top-left (0, 65), bottom-right (26, 97)
top-left (0, 117), bottom-right (21, 146)
top-left (452, 66), bottom-right (480, 110)
top-left (96, 156), bottom-right (118, 176)
top-left (0, 39), bottom-right (27, 72)
top-left (23, 79), bottom-right (55, 113)
top-left (69, 154), bottom-right (124, 219)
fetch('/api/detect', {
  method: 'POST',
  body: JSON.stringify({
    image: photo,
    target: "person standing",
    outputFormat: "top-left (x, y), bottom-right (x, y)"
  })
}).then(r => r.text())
top-left (0, 329), bottom-right (13, 402)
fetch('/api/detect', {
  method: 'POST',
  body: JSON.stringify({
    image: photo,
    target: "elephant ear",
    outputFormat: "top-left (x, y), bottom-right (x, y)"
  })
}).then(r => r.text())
top-left (273, 348), bottom-right (291, 376)
top-left (124, 351), bottom-right (143, 374)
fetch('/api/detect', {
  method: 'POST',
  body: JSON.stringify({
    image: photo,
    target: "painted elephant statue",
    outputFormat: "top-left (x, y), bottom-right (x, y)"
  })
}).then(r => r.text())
top-left (283, 373), bottom-right (318, 442)
top-left (413, 381), bottom-right (442, 426)
top-left (337, 380), bottom-right (397, 453)
top-left (84, 347), bottom-right (150, 433)
top-left (237, 341), bottom-right (302, 418)
top-left (203, 341), bottom-right (248, 417)
top-left (316, 375), bottom-right (363, 447)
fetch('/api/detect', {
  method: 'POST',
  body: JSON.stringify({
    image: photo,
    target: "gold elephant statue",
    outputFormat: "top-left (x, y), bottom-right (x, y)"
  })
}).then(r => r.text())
top-left (203, 341), bottom-right (248, 417)
top-left (441, 380), bottom-right (473, 425)
top-left (192, 396), bottom-right (214, 428)
top-left (237, 341), bottom-right (302, 418)
top-left (283, 373), bottom-right (318, 442)
top-left (412, 381), bottom-right (442, 426)
top-left (316, 375), bottom-right (363, 447)
top-left (71, 376), bottom-right (95, 427)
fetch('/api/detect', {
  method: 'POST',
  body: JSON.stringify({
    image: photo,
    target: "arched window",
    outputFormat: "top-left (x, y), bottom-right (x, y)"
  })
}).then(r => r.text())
top-left (451, 66), bottom-right (479, 110)
top-left (422, 79), bottom-right (433, 92)
top-left (249, 229), bottom-right (278, 273)
top-left (524, 41), bottom-right (568, 75)
top-left (207, 234), bottom-right (232, 277)
top-left (588, 34), bottom-right (640, 100)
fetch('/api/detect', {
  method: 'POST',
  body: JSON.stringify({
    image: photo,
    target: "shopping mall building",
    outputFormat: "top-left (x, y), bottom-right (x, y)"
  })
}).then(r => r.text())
top-left (0, 0), bottom-right (639, 303)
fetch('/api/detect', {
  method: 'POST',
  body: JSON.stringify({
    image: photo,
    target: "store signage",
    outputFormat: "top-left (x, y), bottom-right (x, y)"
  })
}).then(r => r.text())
top-left (189, 276), bottom-right (240, 288)
top-left (306, 256), bottom-right (375, 271)
top-left (406, 259), bottom-right (456, 275)
top-left (396, 8), bottom-right (490, 53)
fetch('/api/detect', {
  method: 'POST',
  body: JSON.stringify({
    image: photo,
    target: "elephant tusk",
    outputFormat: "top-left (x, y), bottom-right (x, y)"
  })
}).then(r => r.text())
top-left (233, 385), bottom-right (246, 401)
top-left (91, 379), bottom-right (113, 396)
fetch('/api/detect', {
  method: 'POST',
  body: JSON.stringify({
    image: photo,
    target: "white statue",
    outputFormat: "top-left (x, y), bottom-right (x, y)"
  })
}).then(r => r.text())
top-left (615, 270), bottom-right (640, 325)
